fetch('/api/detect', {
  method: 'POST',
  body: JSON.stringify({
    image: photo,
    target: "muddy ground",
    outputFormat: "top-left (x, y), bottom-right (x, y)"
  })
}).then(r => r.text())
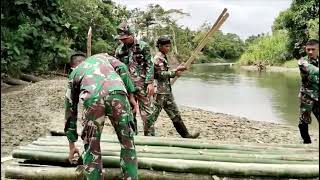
top-left (2, 78), bottom-right (319, 157)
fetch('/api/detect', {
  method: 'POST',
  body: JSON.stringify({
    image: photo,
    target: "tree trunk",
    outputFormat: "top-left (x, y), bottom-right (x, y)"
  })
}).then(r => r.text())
top-left (170, 24), bottom-right (178, 55)
top-left (1, 81), bottom-right (11, 89)
top-left (20, 73), bottom-right (43, 83)
top-left (3, 76), bottom-right (29, 85)
top-left (49, 71), bottom-right (68, 77)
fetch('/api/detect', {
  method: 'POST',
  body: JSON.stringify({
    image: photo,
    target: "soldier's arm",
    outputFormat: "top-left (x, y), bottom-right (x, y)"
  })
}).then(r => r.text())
top-left (154, 59), bottom-right (176, 79)
top-left (306, 63), bottom-right (319, 84)
top-left (298, 58), bottom-right (319, 84)
top-left (109, 57), bottom-right (137, 93)
top-left (143, 45), bottom-right (154, 84)
top-left (64, 78), bottom-right (80, 143)
top-left (114, 45), bottom-right (121, 59)
top-left (115, 45), bottom-right (129, 64)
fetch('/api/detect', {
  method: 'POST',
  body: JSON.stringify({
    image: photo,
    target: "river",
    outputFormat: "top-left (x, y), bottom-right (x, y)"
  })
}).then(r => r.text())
top-left (173, 64), bottom-right (318, 130)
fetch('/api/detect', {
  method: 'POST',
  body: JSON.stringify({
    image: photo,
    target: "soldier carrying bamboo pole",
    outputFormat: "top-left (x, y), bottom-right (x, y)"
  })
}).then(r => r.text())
top-left (152, 36), bottom-right (200, 138)
top-left (297, 39), bottom-right (319, 144)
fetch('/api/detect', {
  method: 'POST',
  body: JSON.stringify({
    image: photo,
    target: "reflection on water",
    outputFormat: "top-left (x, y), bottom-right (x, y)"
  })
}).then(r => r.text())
top-left (173, 64), bottom-right (318, 129)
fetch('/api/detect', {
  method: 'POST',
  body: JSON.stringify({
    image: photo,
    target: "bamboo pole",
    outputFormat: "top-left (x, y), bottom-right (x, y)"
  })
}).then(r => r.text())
top-left (48, 131), bottom-right (319, 149)
top-left (36, 136), bottom-right (319, 153)
top-left (20, 144), bottom-right (319, 161)
top-left (171, 9), bottom-right (229, 85)
top-left (11, 150), bottom-right (319, 178)
top-left (86, 26), bottom-right (92, 57)
top-left (14, 148), bottom-right (318, 164)
top-left (5, 165), bottom-right (213, 180)
top-left (32, 140), bottom-right (316, 156)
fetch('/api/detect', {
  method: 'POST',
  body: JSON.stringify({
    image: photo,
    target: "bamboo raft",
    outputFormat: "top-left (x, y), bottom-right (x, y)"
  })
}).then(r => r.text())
top-left (4, 133), bottom-right (319, 179)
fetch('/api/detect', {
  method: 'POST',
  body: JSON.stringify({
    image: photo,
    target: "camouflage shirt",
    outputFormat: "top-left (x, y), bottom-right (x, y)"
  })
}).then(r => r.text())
top-left (298, 56), bottom-right (319, 101)
top-left (115, 38), bottom-right (154, 88)
top-left (153, 51), bottom-right (176, 94)
top-left (64, 53), bottom-right (136, 142)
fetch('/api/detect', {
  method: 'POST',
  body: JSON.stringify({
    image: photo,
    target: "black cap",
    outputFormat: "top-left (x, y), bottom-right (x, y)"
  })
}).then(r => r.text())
top-left (156, 36), bottom-right (171, 47)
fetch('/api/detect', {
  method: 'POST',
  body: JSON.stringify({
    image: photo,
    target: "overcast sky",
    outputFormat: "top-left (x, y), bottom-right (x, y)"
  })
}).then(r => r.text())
top-left (112, 0), bottom-right (292, 39)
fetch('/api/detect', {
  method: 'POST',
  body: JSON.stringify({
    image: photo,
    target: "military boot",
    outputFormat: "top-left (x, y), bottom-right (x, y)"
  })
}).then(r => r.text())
top-left (172, 115), bottom-right (200, 139)
top-left (298, 123), bottom-right (311, 144)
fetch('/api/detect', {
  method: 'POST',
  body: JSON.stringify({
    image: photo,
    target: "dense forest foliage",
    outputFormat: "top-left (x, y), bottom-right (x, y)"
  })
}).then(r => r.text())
top-left (239, 0), bottom-right (319, 66)
top-left (1, 0), bottom-right (318, 76)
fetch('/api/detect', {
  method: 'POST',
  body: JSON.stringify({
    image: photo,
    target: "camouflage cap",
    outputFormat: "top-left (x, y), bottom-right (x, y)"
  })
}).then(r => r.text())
top-left (116, 21), bottom-right (134, 40)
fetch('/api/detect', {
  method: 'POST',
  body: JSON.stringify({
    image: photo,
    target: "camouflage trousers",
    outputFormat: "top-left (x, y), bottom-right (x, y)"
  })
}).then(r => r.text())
top-left (79, 91), bottom-right (138, 180)
top-left (135, 88), bottom-right (155, 136)
top-left (153, 93), bottom-right (180, 127)
top-left (299, 93), bottom-right (319, 124)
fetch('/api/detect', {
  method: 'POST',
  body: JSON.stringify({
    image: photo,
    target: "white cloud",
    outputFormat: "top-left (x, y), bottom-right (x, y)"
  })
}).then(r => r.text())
top-left (113, 0), bottom-right (291, 39)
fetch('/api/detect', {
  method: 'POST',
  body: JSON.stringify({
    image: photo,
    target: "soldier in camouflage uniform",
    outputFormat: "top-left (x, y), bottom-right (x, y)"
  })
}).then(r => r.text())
top-left (115, 22), bottom-right (156, 136)
top-left (64, 53), bottom-right (138, 179)
top-left (297, 39), bottom-right (319, 144)
top-left (153, 36), bottom-right (200, 138)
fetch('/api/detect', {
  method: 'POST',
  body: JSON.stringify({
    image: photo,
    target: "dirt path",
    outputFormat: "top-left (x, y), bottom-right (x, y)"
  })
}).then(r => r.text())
top-left (1, 78), bottom-right (319, 158)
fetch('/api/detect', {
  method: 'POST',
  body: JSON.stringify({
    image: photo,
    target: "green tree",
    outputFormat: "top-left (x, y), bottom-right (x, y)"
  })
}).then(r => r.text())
top-left (1, 0), bottom-right (70, 75)
top-left (272, 0), bottom-right (319, 58)
top-left (239, 30), bottom-right (290, 65)
top-left (1, 0), bottom-right (126, 76)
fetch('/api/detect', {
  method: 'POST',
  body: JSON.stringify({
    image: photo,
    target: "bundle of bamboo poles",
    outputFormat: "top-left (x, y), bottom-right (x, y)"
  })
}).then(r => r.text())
top-left (5, 134), bottom-right (319, 179)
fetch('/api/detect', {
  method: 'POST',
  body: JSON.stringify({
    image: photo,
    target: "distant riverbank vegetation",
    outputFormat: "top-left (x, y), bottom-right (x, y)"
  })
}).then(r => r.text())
top-left (1, 0), bottom-right (318, 77)
top-left (238, 0), bottom-right (319, 66)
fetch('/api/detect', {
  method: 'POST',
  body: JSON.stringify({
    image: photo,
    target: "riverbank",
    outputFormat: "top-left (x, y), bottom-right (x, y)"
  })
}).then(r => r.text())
top-left (192, 62), bottom-right (299, 73)
top-left (1, 78), bottom-right (318, 157)
top-left (239, 65), bottom-right (299, 72)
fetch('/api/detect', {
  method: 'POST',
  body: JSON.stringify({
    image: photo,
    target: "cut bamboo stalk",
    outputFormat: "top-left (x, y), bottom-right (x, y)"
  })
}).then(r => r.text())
top-left (11, 150), bottom-right (319, 178)
top-left (36, 137), bottom-right (319, 153)
top-left (20, 145), bottom-right (319, 162)
top-left (48, 131), bottom-right (319, 149)
top-left (32, 140), bottom-right (317, 156)
top-left (45, 134), bottom-right (320, 149)
top-left (5, 165), bottom-right (213, 180)
top-left (14, 148), bottom-right (318, 164)
top-left (86, 26), bottom-right (92, 57)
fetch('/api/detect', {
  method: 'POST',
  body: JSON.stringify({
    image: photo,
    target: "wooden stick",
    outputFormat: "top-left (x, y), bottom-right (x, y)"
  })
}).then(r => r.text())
top-left (171, 10), bottom-right (229, 85)
top-left (86, 26), bottom-right (92, 57)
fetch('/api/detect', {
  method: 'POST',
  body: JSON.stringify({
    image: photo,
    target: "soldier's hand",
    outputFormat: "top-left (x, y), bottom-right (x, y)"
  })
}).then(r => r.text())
top-left (147, 83), bottom-right (155, 97)
top-left (175, 70), bottom-right (183, 77)
top-left (176, 64), bottom-right (187, 71)
top-left (129, 93), bottom-right (138, 113)
top-left (68, 143), bottom-right (80, 164)
top-left (132, 103), bottom-right (139, 114)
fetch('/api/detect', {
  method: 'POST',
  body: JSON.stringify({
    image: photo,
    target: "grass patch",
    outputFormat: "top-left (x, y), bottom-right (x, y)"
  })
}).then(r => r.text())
top-left (282, 60), bottom-right (298, 68)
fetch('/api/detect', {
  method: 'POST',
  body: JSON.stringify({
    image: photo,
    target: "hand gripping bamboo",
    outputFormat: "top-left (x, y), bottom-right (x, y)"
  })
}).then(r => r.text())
top-left (171, 9), bottom-right (229, 85)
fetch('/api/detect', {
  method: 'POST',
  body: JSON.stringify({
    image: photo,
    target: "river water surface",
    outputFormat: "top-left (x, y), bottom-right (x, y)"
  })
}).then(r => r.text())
top-left (173, 64), bottom-right (318, 130)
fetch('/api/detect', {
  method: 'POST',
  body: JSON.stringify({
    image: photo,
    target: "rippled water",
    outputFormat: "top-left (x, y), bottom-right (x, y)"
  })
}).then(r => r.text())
top-left (173, 64), bottom-right (318, 129)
